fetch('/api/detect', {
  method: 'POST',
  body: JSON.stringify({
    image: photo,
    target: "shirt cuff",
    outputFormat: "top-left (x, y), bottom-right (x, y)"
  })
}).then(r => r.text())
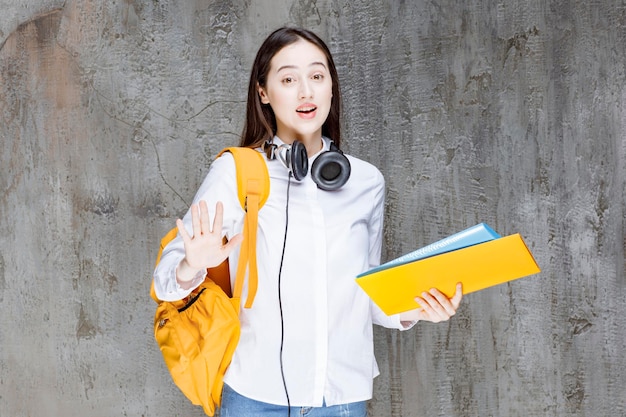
top-left (400, 319), bottom-right (418, 330)
top-left (175, 267), bottom-right (207, 292)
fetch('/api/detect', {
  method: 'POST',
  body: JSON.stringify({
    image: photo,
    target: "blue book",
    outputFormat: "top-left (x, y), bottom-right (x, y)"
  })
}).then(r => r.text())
top-left (358, 223), bottom-right (500, 277)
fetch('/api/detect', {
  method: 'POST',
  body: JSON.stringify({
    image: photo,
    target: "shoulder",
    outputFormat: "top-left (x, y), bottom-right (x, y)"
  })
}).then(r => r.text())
top-left (212, 147), bottom-right (266, 175)
top-left (212, 149), bottom-right (236, 171)
top-left (194, 150), bottom-right (238, 201)
top-left (205, 148), bottom-right (246, 184)
top-left (201, 147), bottom-right (268, 197)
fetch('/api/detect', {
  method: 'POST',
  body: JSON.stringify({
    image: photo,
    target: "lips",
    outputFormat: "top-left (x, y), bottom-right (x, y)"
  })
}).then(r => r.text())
top-left (296, 104), bottom-right (317, 114)
top-left (296, 103), bottom-right (317, 119)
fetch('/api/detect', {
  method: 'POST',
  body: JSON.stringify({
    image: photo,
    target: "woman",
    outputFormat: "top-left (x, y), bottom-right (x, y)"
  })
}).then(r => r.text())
top-left (153, 27), bottom-right (462, 417)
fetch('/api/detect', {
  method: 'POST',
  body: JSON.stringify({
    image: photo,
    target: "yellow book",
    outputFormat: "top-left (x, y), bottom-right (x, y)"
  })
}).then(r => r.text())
top-left (356, 233), bottom-right (541, 315)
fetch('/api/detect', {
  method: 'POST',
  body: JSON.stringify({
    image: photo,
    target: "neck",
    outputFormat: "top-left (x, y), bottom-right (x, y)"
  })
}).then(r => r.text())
top-left (302, 137), bottom-right (323, 156)
top-left (277, 134), bottom-right (323, 156)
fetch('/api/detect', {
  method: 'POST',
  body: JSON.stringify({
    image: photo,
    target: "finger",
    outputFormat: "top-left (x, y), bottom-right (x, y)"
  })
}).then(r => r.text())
top-left (212, 201), bottom-right (224, 236)
top-left (428, 288), bottom-right (457, 317)
top-left (199, 200), bottom-right (211, 235)
top-left (417, 292), bottom-right (446, 321)
top-left (450, 283), bottom-right (463, 309)
top-left (190, 204), bottom-right (201, 236)
top-left (415, 292), bottom-right (442, 323)
top-left (176, 218), bottom-right (190, 243)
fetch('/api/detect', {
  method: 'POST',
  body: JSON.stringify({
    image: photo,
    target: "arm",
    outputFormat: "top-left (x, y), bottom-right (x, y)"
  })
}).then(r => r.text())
top-left (366, 169), bottom-right (463, 327)
top-left (366, 170), bottom-right (407, 329)
top-left (153, 153), bottom-right (242, 301)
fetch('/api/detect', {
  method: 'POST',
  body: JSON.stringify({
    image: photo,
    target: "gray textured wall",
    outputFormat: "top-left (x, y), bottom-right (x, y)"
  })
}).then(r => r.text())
top-left (1, 1), bottom-right (624, 416)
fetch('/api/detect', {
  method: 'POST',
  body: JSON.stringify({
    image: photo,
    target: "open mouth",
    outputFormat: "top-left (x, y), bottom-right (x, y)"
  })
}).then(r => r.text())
top-left (296, 106), bottom-right (317, 114)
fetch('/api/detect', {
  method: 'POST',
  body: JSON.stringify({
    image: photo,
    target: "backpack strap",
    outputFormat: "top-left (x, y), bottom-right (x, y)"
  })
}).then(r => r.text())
top-left (217, 147), bottom-right (269, 308)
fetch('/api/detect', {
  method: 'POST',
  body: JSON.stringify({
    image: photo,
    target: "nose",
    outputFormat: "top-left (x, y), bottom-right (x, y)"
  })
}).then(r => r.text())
top-left (298, 79), bottom-right (313, 99)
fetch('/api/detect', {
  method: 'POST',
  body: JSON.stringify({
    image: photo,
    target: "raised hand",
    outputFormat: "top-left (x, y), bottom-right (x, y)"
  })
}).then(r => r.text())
top-left (176, 200), bottom-right (243, 286)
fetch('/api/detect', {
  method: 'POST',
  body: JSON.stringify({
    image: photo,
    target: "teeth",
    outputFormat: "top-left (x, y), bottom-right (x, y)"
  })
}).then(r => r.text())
top-left (297, 107), bottom-right (316, 112)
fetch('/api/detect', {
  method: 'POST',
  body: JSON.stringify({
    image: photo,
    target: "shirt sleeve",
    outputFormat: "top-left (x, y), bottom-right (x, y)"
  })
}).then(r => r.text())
top-left (364, 169), bottom-right (417, 331)
top-left (370, 301), bottom-right (417, 330)
top-left (152, 152), bottom-right (241, 301)
top-left (366, 168), bottom-right (385, 272)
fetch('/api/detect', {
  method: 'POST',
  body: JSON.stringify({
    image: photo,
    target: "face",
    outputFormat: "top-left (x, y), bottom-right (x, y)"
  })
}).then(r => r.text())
top-left (258, 39), bottom-right (333, 151)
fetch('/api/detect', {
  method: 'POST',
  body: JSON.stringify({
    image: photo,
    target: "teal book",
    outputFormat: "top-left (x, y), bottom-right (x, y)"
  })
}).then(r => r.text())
top-left (359, 223), bottom-right (500, 277)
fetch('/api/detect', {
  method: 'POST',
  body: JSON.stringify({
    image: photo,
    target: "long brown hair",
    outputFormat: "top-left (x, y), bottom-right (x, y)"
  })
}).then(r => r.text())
top-left (239, 27), bottom-right (342, 149)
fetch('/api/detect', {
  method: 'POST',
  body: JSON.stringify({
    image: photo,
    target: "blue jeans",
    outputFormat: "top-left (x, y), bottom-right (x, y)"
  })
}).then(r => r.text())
top-left (220, 384), bottom-right (368, 417)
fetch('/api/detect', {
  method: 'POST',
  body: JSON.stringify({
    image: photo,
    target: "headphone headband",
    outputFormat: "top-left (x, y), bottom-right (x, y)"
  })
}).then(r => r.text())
top-left (263, 139), bottom-right (350, 190)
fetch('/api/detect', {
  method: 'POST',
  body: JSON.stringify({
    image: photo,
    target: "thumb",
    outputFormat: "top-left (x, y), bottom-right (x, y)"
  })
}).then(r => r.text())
top-left (451, 282), bottom-right (463, 309)
top-left (222, 233), bottom-right (244, 254)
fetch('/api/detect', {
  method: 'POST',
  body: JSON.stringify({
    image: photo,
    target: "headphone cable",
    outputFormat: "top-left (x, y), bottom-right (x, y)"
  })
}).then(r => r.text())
top-left (277, 172), bottom-right (292, 417)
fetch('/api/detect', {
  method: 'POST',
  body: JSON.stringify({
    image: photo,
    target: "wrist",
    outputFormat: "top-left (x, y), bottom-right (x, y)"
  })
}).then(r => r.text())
top-left (399, 310), bottom-right (419, 330)
top-left (176, 259), bottom-right (206, 289)
top-left (399, 309), bottom-right (420, 323)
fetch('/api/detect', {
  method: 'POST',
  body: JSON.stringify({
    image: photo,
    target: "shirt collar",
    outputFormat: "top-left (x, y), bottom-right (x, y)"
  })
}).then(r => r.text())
top-left (272, 135), bottom-right (331, 160)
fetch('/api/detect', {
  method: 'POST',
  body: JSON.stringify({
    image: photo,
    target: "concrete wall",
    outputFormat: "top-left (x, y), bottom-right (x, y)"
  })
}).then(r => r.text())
top-left (1, 1), bottom-right (624, 416)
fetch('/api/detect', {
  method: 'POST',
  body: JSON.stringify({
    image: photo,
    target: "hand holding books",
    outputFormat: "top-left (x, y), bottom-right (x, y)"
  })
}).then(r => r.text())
top-left (399, 283), bottom-right (463, 324)
top-left (357, 224), bottom-right (541, 316)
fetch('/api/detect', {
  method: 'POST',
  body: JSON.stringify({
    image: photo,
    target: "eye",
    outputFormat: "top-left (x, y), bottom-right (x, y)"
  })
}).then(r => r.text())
top-left (282, 77), bottom-right (295, 84)
top-left (312, 73), bottom-right (324, 81)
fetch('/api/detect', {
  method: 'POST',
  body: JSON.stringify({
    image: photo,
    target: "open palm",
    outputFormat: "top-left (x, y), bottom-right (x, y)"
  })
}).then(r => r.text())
top-left (177, 200), bottom-right (243, 275)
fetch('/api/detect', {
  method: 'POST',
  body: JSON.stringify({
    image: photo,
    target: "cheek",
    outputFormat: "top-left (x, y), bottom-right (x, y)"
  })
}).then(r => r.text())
top-left (321, 90), bottom-right (332, 108)
top-left (269, 94), bottom-right (292, 116)
top-left (320, 83), bottom-right (333, 104)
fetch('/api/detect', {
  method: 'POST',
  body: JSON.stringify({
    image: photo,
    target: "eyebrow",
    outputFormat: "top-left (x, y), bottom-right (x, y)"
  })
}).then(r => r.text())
top-left (276, 61), bottom-right (327, 73)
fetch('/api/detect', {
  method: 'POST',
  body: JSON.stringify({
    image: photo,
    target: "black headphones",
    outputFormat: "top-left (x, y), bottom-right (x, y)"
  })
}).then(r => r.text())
top-left (264, 139), bottom-right (351, 191)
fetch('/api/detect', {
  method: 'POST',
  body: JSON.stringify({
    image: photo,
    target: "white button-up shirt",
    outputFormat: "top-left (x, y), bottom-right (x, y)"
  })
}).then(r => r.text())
top-left (153, 137), bottom-right (407, 407)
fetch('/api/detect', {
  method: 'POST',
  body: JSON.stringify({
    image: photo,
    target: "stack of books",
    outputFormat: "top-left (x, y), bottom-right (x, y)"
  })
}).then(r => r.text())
top-left (356, 224), bottom-right (541, 315)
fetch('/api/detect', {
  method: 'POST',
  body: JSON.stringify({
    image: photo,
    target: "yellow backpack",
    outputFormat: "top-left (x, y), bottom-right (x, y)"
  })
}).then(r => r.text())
top-left (150, 147), bottom-right (270, 416)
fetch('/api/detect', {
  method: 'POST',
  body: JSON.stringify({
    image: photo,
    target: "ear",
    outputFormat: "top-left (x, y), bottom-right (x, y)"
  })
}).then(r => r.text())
top-left (257, 83), bottom-right (270, 104)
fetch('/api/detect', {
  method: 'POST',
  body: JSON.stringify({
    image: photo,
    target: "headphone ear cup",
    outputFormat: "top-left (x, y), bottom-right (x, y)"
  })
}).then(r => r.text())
top-left (289, 141), bottom-right (309, 181)
top-left (310, 151), bottom-right (351, 191)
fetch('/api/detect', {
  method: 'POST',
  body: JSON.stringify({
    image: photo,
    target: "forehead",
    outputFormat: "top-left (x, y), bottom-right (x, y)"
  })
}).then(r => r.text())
top-left (270, 39), bottom-right (328, 71)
